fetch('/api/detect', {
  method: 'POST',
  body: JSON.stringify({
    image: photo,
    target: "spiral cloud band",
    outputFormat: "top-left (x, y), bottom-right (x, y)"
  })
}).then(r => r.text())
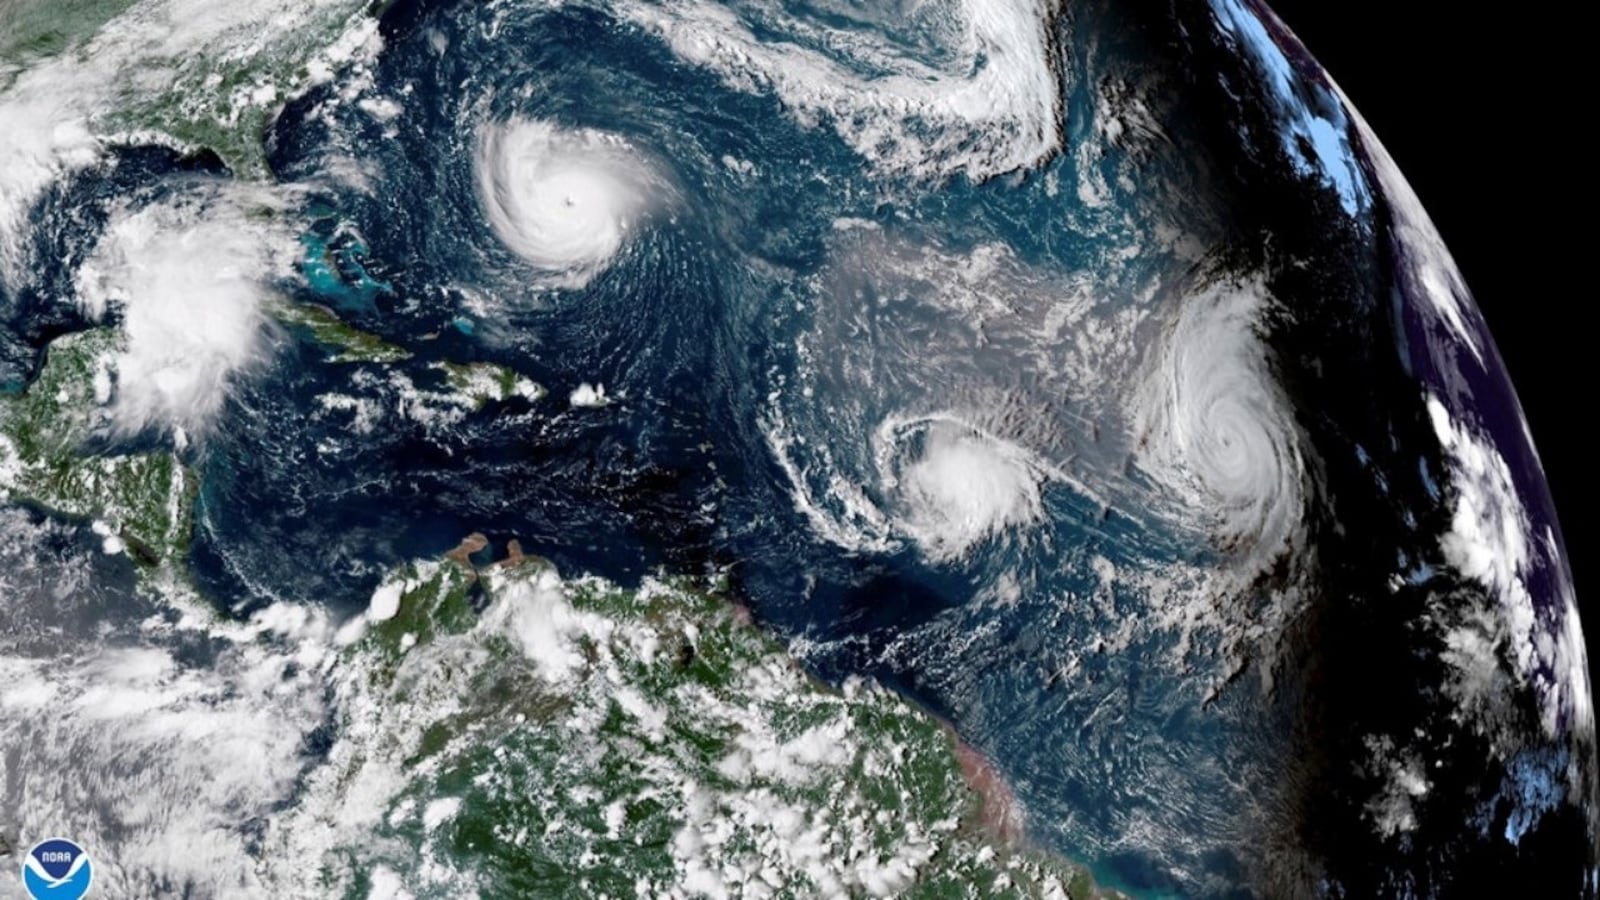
top-left (875, 413), bottom-right (1048, 562)
top-left (1134, 281), bottom-right (1307, 566)
top-left (475, 119), bottom-right (660, 287)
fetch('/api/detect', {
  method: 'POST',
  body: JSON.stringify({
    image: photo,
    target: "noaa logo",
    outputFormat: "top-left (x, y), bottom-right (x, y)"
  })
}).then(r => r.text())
top-left (21, 838), bottom-right (92, 900)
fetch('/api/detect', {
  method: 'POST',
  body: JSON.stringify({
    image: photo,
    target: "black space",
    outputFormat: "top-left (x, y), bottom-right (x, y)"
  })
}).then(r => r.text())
top-left (1262, 3), bottom-right (1591, 651)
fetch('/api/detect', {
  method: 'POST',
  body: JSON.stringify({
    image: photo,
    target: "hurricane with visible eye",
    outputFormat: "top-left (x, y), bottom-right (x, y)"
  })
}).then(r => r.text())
top-left (474, 118), bottom-right (663, 286)
top-left (1133, 279), bottom-right (1308, 567)
top-left (0, 0), bottom-right (1592, 896)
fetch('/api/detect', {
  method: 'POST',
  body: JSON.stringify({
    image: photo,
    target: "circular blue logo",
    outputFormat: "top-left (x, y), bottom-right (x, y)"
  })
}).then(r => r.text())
top-left (21, 838), bottom-right (92, 900)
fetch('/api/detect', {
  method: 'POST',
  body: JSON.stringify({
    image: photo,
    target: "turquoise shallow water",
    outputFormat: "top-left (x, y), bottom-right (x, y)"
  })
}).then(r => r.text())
top-left (0, 0), bottom-right (1593, 895)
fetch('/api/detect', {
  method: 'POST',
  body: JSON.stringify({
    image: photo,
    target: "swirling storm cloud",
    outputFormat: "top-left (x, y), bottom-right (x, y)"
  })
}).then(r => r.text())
top-left (0, 0), bottom-right (1592, 896)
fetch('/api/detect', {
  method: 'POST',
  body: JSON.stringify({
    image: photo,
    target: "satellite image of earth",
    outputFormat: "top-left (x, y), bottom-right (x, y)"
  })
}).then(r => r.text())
top-left (0, 0), bottom-right (1594, 897)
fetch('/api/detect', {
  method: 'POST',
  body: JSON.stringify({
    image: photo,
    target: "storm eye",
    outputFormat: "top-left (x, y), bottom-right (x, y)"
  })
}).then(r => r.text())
top-left (1134, 281), bottom-right (1307, 563)
top-left (474, 119), bottom-right (665, 287)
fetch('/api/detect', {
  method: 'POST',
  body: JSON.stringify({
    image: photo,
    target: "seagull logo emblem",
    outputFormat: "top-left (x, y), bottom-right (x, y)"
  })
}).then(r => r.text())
top-left (21, 839), bottom-right (93, 900)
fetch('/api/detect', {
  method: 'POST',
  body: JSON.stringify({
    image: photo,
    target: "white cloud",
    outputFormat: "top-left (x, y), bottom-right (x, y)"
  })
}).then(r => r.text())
top-left (73, 190), bottom-right (295, 439)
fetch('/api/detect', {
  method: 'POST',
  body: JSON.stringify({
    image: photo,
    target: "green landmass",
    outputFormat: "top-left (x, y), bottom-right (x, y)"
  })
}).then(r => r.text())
top-left (431, 360), bottom-right (546, 409)
top-left (0, 304), bottom-right (537, 577)
top-left (270, 299), bottom-right (544, 408)
top-left (102, 2), bottom-right (371, 179)
top-left (0, 326), bottom-right (1111, 893)
top-left (0, 329), bottom-right (193, 567)
top-left (285, 540), bottom-right (1123, 899)
top-left (3, 0), bottom-right (375, 178)
top-left (5, 6), bottom-right (1110, 894)
top-left (0, 0), bottom-right (136, 81)
top-left (270, 298), bottom-right (414, 364)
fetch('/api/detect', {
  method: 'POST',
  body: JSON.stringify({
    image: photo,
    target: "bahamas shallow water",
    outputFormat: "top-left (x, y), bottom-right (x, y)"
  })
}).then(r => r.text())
top-left (0, 0), bottom-right (1593, 895)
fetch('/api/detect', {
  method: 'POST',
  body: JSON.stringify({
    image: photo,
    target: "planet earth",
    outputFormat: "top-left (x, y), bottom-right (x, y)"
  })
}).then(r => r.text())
top-left (0, 0), bottom-right (1593, 897)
